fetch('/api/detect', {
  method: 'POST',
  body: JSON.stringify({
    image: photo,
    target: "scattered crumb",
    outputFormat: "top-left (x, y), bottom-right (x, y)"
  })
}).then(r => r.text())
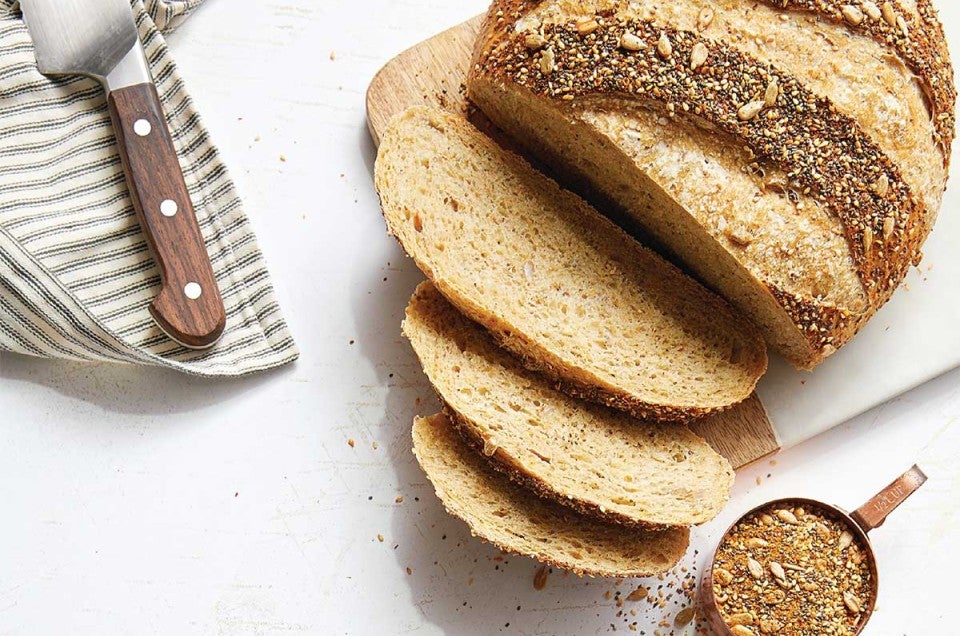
top-left (770, 460), bottom-right (778, 466)
top-left (373, 442), bottom-right (379, 450)
top-left (756, 475), bottom-right (762, 486)
top-left (533, 565), bottom-right (549, 591)
top-left (347, 439), bottom-right (355, 448)
top-left (254, 134), bottom-right (261, 142)
top-left (329, 50), bottom-right (336, 61)
top-left (395, 496), bottom-right (404, 503)
top-left (377, 534), bottom-right (384, 543)
top-left (626, 587), bottom-right (648, 601)
top-left (279, 154), bottom-right (287, 162)
top-left (674, 606), bottom-right (696, 627)
top-left (406, 567), bottom-right (413, 575)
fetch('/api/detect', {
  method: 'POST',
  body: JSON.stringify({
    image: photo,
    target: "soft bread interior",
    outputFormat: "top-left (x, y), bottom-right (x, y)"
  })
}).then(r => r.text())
top-left (404, 281), bottom-right (736, 528)
top-left (376, 107), bottom-right (767, 416)
top-left (469, 77), bottom-right (821, 368)
top-left (413, 412), bottom-right (690, 577)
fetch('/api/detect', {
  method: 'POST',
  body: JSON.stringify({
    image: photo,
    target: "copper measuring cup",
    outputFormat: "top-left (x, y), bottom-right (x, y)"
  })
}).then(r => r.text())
top-left (700, 465), bottom-right (927, 635)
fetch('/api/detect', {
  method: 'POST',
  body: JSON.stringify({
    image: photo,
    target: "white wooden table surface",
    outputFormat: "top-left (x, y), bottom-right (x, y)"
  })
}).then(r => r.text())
top-left (0, 2), bottom-right (957, 634)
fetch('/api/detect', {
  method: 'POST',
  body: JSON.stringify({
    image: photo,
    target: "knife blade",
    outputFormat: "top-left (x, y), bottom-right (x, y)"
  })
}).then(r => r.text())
top-left (21, 0), bottom-right (226, 350)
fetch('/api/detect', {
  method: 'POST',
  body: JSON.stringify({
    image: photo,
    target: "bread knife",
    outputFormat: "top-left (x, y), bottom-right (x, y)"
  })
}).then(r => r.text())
top-left (20, 0), bottom-right (226, 349)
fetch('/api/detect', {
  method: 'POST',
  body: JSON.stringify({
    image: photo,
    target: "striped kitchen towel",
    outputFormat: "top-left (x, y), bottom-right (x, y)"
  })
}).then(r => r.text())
top-left (0, 0), bottom-right (298, 376)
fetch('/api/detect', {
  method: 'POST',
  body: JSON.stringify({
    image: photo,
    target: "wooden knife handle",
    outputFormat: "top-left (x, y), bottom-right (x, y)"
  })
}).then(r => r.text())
top-left (107, 83), bottom-right (225, 349)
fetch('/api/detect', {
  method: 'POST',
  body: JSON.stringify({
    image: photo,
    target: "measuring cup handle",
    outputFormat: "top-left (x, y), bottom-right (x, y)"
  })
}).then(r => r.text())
top-left (850, 465), bottom-right (927, 533)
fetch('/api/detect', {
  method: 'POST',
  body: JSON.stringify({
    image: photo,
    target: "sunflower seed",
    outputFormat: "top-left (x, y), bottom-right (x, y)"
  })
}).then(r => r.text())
top-left (764, 79), bottom-right (780, 107)
top-left (674, 606), bottom-right (696, 627)
top-left (882, 2), bottom-right (897, 27)
top-left (883, 215), bottom-right (895, 239)
top-left (524, 33), bottom-right (546, 50)
top-left (690, 42), bottom-right (709, 70)
top-left (738, 100), bottom-right (766, 121)
top-left (844, 591), bottom-right (862, 614)
top-left (657, 32), bottom-right (673, 59)
top-left (576, 18), bottom-right (599, 35)
top-left (839, 530), bottom-right (854, 551)
top-left (540, 48), bottom-right (556, 74)
top-left (897, 14), bottom-right (909, 36)
top-left (776, 509), bottom-right (799, 525)
top-left (842, 5), bottom-right (864, 25)
top-left (770, 562), bottom-right (786, 580)
top-left (620, 32), bottom-right (645, 51)
top-left (872, 173), bottom-right (890, 196)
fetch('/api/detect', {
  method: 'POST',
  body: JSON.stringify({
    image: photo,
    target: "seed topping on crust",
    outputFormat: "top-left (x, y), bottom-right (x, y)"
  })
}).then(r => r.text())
top-left (481, 15), bottom-right (927, 352)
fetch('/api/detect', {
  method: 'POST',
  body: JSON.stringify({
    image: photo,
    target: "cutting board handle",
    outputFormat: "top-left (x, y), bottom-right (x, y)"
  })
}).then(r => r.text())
top-left (107, 83), bottom-right (225, 349)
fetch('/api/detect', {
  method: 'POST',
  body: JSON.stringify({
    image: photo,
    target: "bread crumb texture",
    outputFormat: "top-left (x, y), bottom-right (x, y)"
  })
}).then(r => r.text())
top-left (376, 106), bottom-right (766, 419)
top-left (412, 412), bottom-right (689, 577)
top-left (403, 281), bottom-right (735, 528)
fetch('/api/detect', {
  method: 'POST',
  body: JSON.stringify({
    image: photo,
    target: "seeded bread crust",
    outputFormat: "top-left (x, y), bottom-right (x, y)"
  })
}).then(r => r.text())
top-left (376, 106), bottom-right (767, 421)
top-left (762, 0), bottom-right (955, 156)
top-left (412, 413), bottom-right (690, 577)
top-left (468, 0), bottom-right (955, 368)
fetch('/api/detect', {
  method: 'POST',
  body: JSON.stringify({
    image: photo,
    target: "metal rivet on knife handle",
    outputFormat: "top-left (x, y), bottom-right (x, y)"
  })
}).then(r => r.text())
top-left (134, 118), bottom-right (152, 136)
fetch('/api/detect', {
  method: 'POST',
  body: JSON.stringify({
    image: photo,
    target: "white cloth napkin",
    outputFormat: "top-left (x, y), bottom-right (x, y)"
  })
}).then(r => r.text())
top-left (0, 0), bottom-right (298, 376)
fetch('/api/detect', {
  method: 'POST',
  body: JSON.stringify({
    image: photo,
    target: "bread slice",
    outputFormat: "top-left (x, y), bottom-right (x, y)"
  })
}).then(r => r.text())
top-left (413, 413), bottom-right (689, 577)
top-left (403, 281), bottom-right (735, 528)
top-left (376, 106), bottom-right (766, 422)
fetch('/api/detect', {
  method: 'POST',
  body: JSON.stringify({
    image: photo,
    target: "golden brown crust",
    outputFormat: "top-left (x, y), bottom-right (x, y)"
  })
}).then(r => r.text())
top-left (444, 404), bottom-right (682, 530)
top-left (767, 287), bottom-right (859, 365)
top-left (414, 414), bottom-right (690, 577)
top-left (488, 326), bottom-right (722, 423)
top-left (760, 0), bottom-right (956, 162)
top-left (472, 2), bottom-right (937, 356)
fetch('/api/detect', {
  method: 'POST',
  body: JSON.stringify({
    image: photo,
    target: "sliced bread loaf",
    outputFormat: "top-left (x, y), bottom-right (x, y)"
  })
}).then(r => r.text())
top-left (376, 106), bottom-right (766, 422)
top-left (413, 413), bottom-right (689, 577)
top-left (403, 281), bottom-right (735, 528)
top-left (468, 0), bottom-right (954, 368)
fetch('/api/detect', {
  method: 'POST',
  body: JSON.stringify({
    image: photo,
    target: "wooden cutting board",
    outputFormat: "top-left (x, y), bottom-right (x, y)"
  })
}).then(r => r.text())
top-left (365, 15), bottom-right (960, 469)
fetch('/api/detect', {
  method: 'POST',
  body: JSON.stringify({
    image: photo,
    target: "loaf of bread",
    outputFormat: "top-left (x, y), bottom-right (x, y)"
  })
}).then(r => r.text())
top-left (413, 413), bottom-right (690, 576)
top-left (376, 106), bottom-right (766, 421)
top-left (468, 0), bottom-right (955, 369)
top-left (404, 280), bottom-right (735, 528)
